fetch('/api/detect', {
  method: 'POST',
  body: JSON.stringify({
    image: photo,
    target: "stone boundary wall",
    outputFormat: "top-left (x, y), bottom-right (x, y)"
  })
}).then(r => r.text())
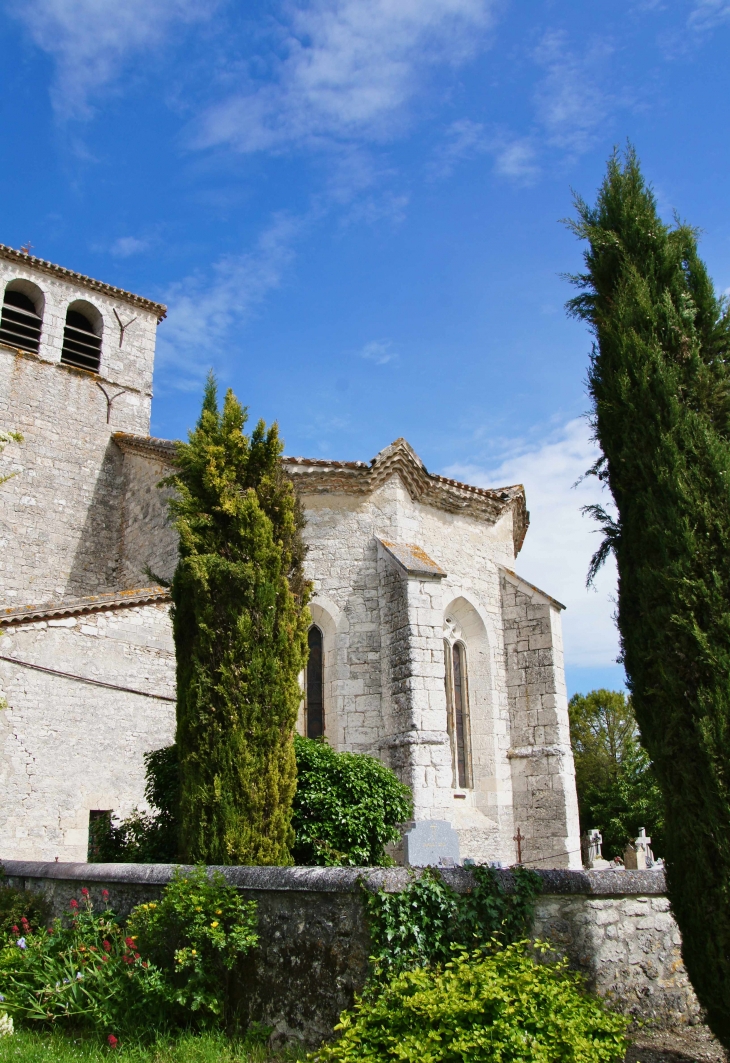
top-left (0, 862), bottom-right (699, 1044)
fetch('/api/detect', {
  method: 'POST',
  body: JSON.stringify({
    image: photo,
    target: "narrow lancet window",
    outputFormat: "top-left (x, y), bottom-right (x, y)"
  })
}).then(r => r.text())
top-left (0, 288), bottom-right (42, 353)
top-left (306, 625), bottom-right (324, 739)
top-left (61, 307), bottom-right (102, 372)
top-left (444, 637), bottom-right (471, 788)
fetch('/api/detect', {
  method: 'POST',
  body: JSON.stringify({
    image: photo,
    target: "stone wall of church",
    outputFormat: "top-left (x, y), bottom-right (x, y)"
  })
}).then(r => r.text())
top-left (299, 475), bottom-right (522, 867)
top-left (501, 570), bottom-right (581, 870)
top-left (118, 449), bottom-right (177, 589)
top-left (0, 601), bottom-right (175, 862)
top-left (0, 316), bottom-right (157, 606)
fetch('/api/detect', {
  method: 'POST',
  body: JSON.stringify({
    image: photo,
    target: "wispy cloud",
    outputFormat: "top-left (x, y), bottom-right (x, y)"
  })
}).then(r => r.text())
top-left (8, 0), bottom-right (213, 117)
top-left (430, 120), bottom-right (538, 182)
top-left (359, 339), bottom-right (398, 364)
top-left (445, 417), bottom-right (620, 669)
top-left (688, 0), bottom-right (730, 29)
top-left (532, 31), bottom-right (615, 157)
top-left (110, 236), bottom-right (150, 258)
top-left (155, 212), bottom-right (302, 389)
top-left (195, 0), bottom-right (496, 154)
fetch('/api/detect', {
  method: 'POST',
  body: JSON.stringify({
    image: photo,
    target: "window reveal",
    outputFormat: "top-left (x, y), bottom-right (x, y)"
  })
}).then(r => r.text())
top-left (306, 625), bottom-right (324, 739)
top-left (444, 638), bottom-right (471, 788)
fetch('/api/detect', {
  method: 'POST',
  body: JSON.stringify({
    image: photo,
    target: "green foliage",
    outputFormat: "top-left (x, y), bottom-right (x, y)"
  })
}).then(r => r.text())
top-left (0, 872), bottom-right (258, 1038)
top-left (166, 374), bottom-right (311, 865)
top-left (364, 865), bottom-right (541, 981)
top-left (127, 868), bottom-right (258, 1026)
top-left (0, 891), bottom-right (168, 1036)
top-left (0, 877), bottom-right (51, 939)
top-left (569, 689), bottom-right (665, 858)
top-left (315, 942), bottom-right (629, 1063)
top-left (291, 736), bottom-right (412, 867)
top-left (90, 747), bottom-right (180, 864)
top-left (567, 145), bottom-right (730, 1043)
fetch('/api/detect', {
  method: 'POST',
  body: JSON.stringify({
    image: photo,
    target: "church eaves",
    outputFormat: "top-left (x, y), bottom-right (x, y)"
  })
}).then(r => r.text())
top-left (112, 432), bottom-right (530, 554)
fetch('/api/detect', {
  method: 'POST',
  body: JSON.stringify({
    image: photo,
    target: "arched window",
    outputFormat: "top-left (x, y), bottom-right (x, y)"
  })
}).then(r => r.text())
top-left (0, 283), bottom-right (43, 353)
top-left (444, 638), bottom-right (471, 788)
top-left (61, 302), bottom-right (102, 372)
top-left (306, 625), bottom-right (324, 739)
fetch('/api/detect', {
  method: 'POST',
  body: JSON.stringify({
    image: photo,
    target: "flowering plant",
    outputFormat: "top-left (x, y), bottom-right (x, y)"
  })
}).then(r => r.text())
top-left (126, 867), bottom-right (258, 1025)
top-left (0, 891), bottom-right (167, 1036)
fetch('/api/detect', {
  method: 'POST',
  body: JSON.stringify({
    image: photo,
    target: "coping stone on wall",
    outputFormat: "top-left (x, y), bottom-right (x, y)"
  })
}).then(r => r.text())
top-left (0, 859), bottom-right (667, 896)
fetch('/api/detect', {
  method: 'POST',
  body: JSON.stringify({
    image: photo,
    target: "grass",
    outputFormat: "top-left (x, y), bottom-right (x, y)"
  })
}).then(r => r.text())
top-left (0, 1029), bottom-right (301, 1063)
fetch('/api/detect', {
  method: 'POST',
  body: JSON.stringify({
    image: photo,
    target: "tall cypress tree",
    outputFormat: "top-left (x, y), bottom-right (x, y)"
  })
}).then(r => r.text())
top-left (166, 376), bottom-right (310, 866)
top-left (567, 147), bottom-right (730, 1043)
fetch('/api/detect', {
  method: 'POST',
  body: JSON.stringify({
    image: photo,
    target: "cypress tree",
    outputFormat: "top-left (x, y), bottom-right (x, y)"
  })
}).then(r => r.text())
top-left (567, 147), bottom-right (730, 1043)
top-left (166, 375), bottom-right (310, 866)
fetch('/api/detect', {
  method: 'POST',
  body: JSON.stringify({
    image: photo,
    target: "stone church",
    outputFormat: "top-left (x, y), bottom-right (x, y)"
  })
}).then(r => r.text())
top-left (0, 246), bottom-right (581, 870)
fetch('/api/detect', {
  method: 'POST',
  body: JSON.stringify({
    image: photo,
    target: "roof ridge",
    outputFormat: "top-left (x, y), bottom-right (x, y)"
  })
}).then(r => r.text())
top-left (0, 245), bottom-right (167, 321)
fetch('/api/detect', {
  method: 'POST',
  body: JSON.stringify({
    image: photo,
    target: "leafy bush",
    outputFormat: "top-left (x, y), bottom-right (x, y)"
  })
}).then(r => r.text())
top-left (0, 877), bottom-right (51, 940)
top-left (127, 867), bottom-right (258, 1025)
top-left (291, 736), bottom-right (412, 866)
top-left (364, 865), bottom-right (540, 981)
top-left (315, 943), bottom-right (629, 1063)
top-left (0, 871), bottom-right (258, 1037)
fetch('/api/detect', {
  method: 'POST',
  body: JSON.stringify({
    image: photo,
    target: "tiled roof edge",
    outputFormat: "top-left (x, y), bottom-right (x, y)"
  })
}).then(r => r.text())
top-left (0, 245), bottom-right (167, 321)
top-left (0, 587), bottom-right (171, 626)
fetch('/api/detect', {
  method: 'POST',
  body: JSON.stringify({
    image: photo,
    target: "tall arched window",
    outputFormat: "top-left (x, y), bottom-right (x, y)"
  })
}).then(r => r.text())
top-left (61, 303), bottom-right (102, 372)
top-left (306, 625), bottom-right (324, 739)
top-left (0, 283), bottom-right (43, 353)
top-left (444, 638), bottom-right (471, 788)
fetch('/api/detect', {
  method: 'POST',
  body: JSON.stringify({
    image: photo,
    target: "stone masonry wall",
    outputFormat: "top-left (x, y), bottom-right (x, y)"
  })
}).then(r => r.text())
top-left (501, 569), bottom-right (581, 869)
top-left (0, 602), bottom-right (175, 861)
top-left (0, 864), bottom-right (698, 1044)
top-left (118, 449), bottom-right (177, 589)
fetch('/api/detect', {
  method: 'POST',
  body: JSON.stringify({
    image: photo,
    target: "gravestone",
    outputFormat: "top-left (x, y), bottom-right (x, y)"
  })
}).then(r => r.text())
top-left (403, 819), bottom-right (461, 867)
top-left (582, 828), bottom-right (611, 870)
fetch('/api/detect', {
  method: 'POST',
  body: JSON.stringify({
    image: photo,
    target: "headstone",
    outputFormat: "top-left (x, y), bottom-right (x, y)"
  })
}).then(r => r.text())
top-left (635, 827), bottom-right (655, 868)
top-left (624, 842), bottom-right (647, 870)
top-left (403, 819), bottom-right (461, 867)
top-left (582, 828), bottom-right (611, 870)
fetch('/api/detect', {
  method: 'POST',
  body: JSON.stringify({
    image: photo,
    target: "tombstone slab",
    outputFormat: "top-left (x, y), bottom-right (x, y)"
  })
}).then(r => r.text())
top-left (403, 820), bottom-right (461, 867)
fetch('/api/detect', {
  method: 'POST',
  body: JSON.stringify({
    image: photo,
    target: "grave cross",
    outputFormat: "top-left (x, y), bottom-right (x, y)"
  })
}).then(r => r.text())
top-left (513, 827), bottom-right (524, 865)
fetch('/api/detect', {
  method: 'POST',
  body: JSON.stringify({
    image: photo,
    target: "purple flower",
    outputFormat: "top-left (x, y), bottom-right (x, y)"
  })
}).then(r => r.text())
top-left (0, 993), bottom-right (5, 1001)
top-left (16, 937), bottom-right (26, 949)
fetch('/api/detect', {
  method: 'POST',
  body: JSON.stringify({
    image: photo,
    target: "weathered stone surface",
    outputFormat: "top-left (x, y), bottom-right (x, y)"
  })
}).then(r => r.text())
top-left (0, 863), bottom-right (698, 1043)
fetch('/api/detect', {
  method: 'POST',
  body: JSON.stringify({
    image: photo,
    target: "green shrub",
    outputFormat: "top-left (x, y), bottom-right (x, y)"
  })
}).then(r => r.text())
top-left (315, 943), bottom-right (629, 1063)
top-left (291, 736), bottom-right (412, 867)
top-left (126, 867), bottom-right (258, 1026)
top-left (364, 865), bottom-right (540, 981)
top-left (0, 877), bottom-right (51, 939)
top-left (0, 871), bottom-right (258, 1037)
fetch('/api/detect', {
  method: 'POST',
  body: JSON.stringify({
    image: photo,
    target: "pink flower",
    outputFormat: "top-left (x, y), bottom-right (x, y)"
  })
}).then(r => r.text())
top-left (102, 889), bottom-right (109, 900)
top-left (103, 940), bottom-right (111, 952)
top-left (81, 887), bottom-right (89, 897)
top-left (69, 899), bottom-right (79, 910)
top-left (124, 937), bottom-right (134, 948)
top-left (47, 927), bottom-right (54, 935)
top-left (107, 1035), bottom-right (118, 1048)
top-left (11, 926), bottom-right (19, 935)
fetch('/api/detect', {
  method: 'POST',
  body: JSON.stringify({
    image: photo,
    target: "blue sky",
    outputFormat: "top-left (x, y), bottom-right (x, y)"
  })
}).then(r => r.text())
top-left (2, 0), bottom-right (729, 696)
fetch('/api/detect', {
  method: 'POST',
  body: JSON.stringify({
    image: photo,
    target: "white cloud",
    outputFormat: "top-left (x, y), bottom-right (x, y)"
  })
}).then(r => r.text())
top-left (195, 0), bottom-right (496, 153)
top-left (444, 417), bottom-right (620, 670)
top-left (155, 212), bottom-right (301, 389)
top-left (9, 0), bottom-right (212, 117)
top-left (532, 31), bottom-right (614, 156)
top-left (359, 339), bottom-right (398, 364)
top-left (688, 0), bottom-right (730, 29)
top-left (110, 236), bottom-right (149, 258)
top-left (430, 120), bottom-right (538, 182)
